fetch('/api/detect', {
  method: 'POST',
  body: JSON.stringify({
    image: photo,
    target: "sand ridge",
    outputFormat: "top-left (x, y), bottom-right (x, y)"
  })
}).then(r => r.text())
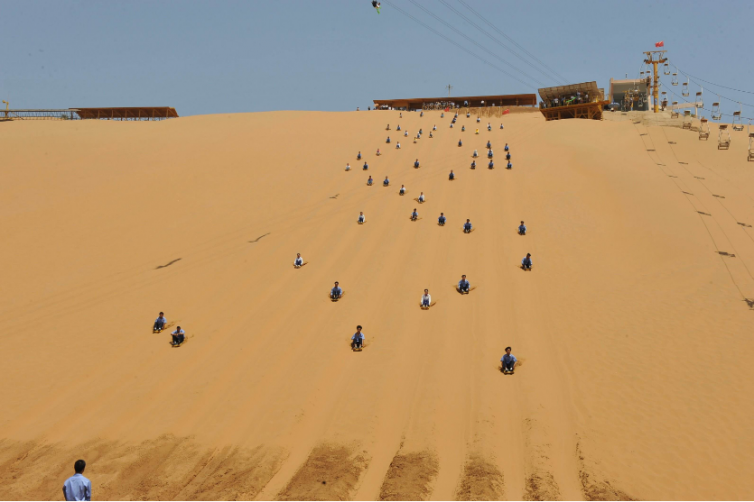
top-left (1, 109), bottom-right (753, 499)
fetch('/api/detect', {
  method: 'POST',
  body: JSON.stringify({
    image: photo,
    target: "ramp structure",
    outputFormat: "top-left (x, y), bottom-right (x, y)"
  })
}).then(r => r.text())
top-left (538, 82), bottom-right (608, 121)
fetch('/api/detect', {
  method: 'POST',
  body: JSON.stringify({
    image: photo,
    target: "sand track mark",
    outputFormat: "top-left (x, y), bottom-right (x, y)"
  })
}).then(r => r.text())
top-left (378, 450), bottom-right (439, 501)
top-left (276, 444), bottom-right (369, 501)
top-left (249, 232), bottom-right (271, 243)
top-left (576, 440), bottom-right (635, 501)
top-left (454, 454), bottom-right (504, 501)
top-left (0, 436), bottom-right (285, 501)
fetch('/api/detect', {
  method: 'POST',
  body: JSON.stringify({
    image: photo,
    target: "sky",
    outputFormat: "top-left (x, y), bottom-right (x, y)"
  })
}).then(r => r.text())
top-left (2, 0), bottom-right (753, 118)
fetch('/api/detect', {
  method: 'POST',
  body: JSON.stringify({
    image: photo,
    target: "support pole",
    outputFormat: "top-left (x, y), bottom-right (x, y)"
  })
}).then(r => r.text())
top-left (643, 50), bottom-right (667, 114)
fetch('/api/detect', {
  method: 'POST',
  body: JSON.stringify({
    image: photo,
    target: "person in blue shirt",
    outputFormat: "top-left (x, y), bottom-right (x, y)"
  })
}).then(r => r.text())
top-left (429, 131), bottom-right (433, 138)
top-left (507, 162), bottom-right (512, 170)
top-left (171, 326), bottom-right (185, 345)
top-left (367, 176), bottom-right (373, 185)
top-left (486, 140), bottom-right (492, 149)
top-left (410, 209), bottom-right (419, 221)
top-left (419, 128), bottom-right (423, 135)
top-left (357, 151), bottom-right (362, 160)
top-left (404, 130), bottom-right (408, 137)
top-left (414, 159), bottom-right (420, 168)
top-left (488, 149), bottom-right (493, 158)
top-left (470, 160), bottom-right (476, 169)
top-left (449, 170), bottom-right (455, 180)
top-left (500, 123), bottom-right (504, 129)
top-left (363, 161), bottom-right (369, 170)
top-left (397, 124), bottom-right (401, 131)
top-left (153, 312), bottom-right (167, 333)
top-left (294, 253), bottom-right (304, 267)
top-left (383, 176), bottom-right (390, 186)
top-left (518, 221), bottom-right (526, 235)
top-left (386, 136), bottom-right (391, 143)
top-left (458, 275), bottom-right (470, 294)
top-left (488, 160), bottom-right (494, 169)
top-left (501, 347), bottom-right (517, 374)
top-left (351, 325), bottom-right (364, 350)
top-left (458, 139), bottom-right (463, 147)
top-left (450, 123), bottom-right (454, 128)
top-left (433, 124), bottom-right (437, 130)
top-left (463, 219), bottom-right (472, 233)
top-left (461, 125), bottom-right (466, 132)
top-left (438, 212), bottom-right (446, 225)
top-left (331, 281), bottom-right (343, 300)
top-left (63, 459), bottom-right (91, 501)
top-left (506, 152), bottom-right (511, 161)
top-left (504, 143), bottom-right (509, 151)
top-left (522, 253), bottom-right (533, 270)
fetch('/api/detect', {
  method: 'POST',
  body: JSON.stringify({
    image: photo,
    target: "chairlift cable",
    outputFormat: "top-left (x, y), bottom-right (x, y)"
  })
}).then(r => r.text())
top-left (436, 0), bottom-right (567, 85)
top-left (381, 0), bottom-right (539, 89)
top-left (454, 0), bottom-right (570, 84)
top-left (404, 0), bottom-right (547, 87)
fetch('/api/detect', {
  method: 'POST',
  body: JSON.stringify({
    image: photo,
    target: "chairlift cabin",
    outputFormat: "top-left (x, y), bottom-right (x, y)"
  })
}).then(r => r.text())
top-left (712, 102), bottom-right (722, 121)
top-left (695, 91), bottom-right (703, 108)
top-left (682, 81), bottom-right (690, 97)
top-left (699, 118), bottom-right (710, 140)
top-left (683, 110), bottom-right (693, 130)
top-left (718, 124), bottom-right (731, 150)
top-left (733, 107), bottom-right (744, 131)
top-left (671, 101), bottom-right (679, 118)
top-left (663, 63), bottom-right (670, 75)
top-left (748, 121), bottom-right (754, 161)
top-left (672, 73), bottom-right (679, 86)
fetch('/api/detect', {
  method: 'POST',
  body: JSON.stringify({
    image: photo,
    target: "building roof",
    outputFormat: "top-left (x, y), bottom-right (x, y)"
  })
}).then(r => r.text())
top-left (74, 107), bottom-right (178, 119)
top-left (538, 82), bottom-right (601, 101)
top-left (373, 94), bottom-right (537, 107)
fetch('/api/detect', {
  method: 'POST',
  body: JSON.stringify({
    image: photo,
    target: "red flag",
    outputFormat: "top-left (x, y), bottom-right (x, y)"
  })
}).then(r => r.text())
top-left (502, 109), bottom-right (510, 115)
top-left (655, 41), bottom-right (664, 48)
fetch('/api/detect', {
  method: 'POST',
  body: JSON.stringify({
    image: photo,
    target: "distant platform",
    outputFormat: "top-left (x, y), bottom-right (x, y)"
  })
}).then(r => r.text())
top-left (538, 82), bottom-right (607, 121)
top-left (0, 107), bottom-right (178, 121)
top-left (373, 93), bottom-right (537, 111)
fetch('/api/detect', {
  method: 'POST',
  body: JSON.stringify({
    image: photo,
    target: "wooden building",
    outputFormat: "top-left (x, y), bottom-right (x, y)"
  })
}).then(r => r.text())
top-left (537, 82), bottom-right (608, 121)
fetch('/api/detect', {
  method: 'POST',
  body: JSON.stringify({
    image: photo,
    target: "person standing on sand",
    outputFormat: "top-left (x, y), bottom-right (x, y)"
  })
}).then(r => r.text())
top-left (501, 347), bottom-right (517, 374)
top-left (63, 459), bottom-right (91, 501)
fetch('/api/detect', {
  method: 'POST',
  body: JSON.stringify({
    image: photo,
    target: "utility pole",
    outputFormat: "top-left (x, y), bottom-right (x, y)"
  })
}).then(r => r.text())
top-left (643, 50), bottom-right (667, 113)
top-left (446, 84), bottom-right (453, 98)
top-left (2, 100), bottom-right (8, 119)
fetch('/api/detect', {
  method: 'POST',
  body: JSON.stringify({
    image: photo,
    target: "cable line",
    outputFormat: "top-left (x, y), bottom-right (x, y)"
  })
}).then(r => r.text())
top-left (435, 0), bottom-right (564, 85)
top-left (670, 63), bottom-right (754, 96)
top-left (405, 0), bottom-right (547, 87)
top-left (381, 0), bottom-right (538, 89)
top-left (454, 0), bottom-right (570, 84)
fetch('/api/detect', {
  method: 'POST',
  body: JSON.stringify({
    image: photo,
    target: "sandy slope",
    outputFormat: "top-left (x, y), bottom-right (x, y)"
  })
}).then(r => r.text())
top-left (0, 109), bottom-right (753, 500)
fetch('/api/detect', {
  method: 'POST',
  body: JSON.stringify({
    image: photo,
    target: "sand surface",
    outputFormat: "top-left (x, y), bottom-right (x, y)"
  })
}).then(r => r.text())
top-left (1, 109), bottom-right (753, 500)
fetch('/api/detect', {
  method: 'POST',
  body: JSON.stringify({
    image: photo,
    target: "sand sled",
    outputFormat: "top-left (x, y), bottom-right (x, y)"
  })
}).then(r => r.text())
top-left (456, 286), bottom-right (476, 295)
top-left (330, 292), bottom-right (346, 302)
top-left (420, 301), bottom-right (437, 310)
top-left (463, 228), bottom-right (476, 234)
top-left (502, 368), bottom-right (515, 375)
top-left (358, 220), bottom-right (366, 225)
top-left (293, 262), bottom-right (309, 269)
top-left (171, 335), bottom-right (189, 348)
top-left (414, 198), bottom-right (425, 204)
top-left (409, 217), bottom-right (422, 222)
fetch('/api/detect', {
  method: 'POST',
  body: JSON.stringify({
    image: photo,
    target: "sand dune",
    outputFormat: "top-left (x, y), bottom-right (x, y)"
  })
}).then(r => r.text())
top-left (1, 109), bottom-right (753, 500)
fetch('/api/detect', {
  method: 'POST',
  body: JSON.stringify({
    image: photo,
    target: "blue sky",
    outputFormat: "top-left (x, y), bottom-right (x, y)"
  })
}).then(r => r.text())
top-left (2, 0), bottom-right (752, 118)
